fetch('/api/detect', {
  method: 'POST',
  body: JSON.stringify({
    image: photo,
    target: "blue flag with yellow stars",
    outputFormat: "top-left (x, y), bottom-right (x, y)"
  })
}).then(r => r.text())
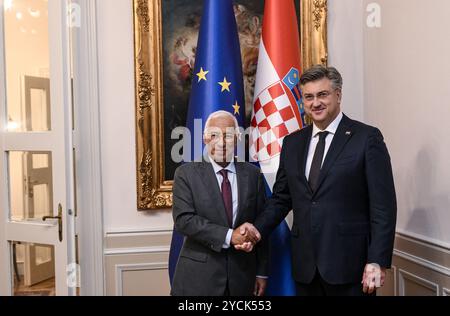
top-left (168, 0), bottom-right (246, 285)
top-left (186, 0), bottom-right (245, 143)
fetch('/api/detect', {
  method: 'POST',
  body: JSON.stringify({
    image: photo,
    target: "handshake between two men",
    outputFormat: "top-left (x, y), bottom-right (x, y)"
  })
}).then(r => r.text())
top-left (171, 66), bottom-right (397, 296)
top-left (231, 223), bottom-right (261, 252)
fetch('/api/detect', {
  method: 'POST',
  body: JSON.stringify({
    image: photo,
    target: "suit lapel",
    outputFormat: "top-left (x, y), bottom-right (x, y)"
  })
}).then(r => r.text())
top-left (196, 162), bottom-right (229, 227)
top-left (313, 114), bottom-right (354, 196)
top-left (234, 162), bottom-right (248, 228)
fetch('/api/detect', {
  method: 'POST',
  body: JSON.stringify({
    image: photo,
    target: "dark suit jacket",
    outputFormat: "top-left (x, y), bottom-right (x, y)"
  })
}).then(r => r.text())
top-left (254, 114), bottom-right (397, 285)
top-left (171, 161), bottom-right (269, 296)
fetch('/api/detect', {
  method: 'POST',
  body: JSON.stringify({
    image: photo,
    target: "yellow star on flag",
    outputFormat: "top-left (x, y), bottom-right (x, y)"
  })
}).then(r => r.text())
top-left (196, 67), bottom-right (209, 82)
top-left (218, 77), bottom-right (232, 92)
top-left (232, 101), bottom-right (240, 115)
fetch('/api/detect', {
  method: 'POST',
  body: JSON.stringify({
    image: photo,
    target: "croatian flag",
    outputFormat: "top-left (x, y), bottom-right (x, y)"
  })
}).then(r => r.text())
top-left (250, 0), bottom-right (306, 295)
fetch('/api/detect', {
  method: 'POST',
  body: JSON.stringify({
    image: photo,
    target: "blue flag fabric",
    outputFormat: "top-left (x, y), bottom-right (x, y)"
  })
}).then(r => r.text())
top-left (168, 0), bottom-right (246, 286)
top-left (266, 222), bottom-right (297, 295)
top-left (260, 182), bottom-right (296, 296)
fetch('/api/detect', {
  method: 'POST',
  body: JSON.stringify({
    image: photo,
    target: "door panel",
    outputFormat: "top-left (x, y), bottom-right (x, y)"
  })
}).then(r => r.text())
top-left (3, 0), bottom-right (51, 133)
top-left (11, 241), bottom-right (55, 295)
top-left (8, 151), bottom-right (52, 221)
top-left (25, 76), bottom-right (51, 132)
top-left (0, 0), bottom-right (76, 296)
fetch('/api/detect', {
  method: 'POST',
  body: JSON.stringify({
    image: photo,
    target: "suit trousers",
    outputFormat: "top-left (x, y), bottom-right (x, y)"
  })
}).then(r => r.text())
top-left (295, 268), bottom-right (376, 296)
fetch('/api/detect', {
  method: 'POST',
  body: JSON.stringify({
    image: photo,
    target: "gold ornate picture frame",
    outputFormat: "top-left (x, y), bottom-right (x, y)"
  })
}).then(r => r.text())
top-left (133, 0), bottom-right (328, 210)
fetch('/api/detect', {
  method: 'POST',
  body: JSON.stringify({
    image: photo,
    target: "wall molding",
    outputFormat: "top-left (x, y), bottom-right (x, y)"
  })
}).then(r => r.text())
top-left (104, 230), bottom-right (172, 255)
top-left (104, 229), bottom-right (171, 295)
top-left (391, 265), bottom-right (398, 296)
top-left (398, 269), bottom-right (439, 296)
top-left (104, 230), bottom-right (450, 296)
top-left (105, 229), bottom-right (172, 250)
top-left (394, 249), bottom-right (450, 277)
top-left (394, 232), bottom-right (450, 277)
top-left (105, 246), bottom-right (170, 256)
top-left (115, 262), bottom-right (168, 296)
top-left (396, 230), bottom-right (450, 251)
top-left (389, 233), bottom-right (450, 296)
top-left (106, 228), bottom-right (172, 236)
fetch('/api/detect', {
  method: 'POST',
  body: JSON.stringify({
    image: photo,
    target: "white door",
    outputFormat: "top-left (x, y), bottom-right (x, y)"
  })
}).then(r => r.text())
top-left (0, 0), bottom-right (76, 296)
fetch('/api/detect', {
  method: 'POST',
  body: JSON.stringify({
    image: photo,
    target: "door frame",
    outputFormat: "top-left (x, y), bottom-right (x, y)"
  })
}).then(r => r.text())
top-left (0, 0), bottom-right (105, 296)
top-left (70, 0), bottom-right (105, 296)
top-left (0, 0), bottom-right (76, 295)
top-left (0, 0), bottom-right (10, 295)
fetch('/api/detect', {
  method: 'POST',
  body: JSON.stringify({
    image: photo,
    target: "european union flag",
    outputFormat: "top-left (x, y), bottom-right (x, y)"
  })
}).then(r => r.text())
top-left (169, 0), bottom-right (246, 285)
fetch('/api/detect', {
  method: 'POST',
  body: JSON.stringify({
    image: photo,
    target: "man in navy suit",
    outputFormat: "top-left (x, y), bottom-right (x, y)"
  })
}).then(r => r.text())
top-left (237, 65), bottom-right (397, 296)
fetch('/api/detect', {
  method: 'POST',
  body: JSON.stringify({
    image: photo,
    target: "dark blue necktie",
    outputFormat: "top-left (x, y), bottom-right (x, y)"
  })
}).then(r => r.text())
top-left (308, 131), bottom-right (329, 192)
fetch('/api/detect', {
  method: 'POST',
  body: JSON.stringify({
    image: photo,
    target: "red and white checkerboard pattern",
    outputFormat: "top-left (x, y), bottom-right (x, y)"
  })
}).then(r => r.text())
top-left (250, 82), bottom-right (301, 161)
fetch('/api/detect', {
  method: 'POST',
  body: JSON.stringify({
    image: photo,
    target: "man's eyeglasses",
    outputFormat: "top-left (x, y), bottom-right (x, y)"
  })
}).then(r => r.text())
top-left (206, 132), bottom-right (236, 143)
top-left (302, 89), bottom-right (337, 102)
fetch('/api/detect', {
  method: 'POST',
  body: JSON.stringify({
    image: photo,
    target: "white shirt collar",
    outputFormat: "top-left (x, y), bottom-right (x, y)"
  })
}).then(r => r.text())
top-left (209, 155), bottom-right (236, 174)
top-left (312, 112), bottom-right (343, 138)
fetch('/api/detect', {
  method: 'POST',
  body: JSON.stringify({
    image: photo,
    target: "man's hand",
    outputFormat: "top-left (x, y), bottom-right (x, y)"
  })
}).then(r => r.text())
top-left (362, 263), bottom-right (386, 294)
top-left (235, 241), bottom-right (254, 252)
top-left (231, 223), bottom-right (261, 252)
top-left (239, 222), bottom-right (261, 243)
top-left (254, 277), bottom-right (267, 296)
top-left (231, 223), bottom-right (261, 245)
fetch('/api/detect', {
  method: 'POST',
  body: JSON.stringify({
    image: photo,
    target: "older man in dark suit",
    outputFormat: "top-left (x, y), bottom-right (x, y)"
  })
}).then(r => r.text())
top-left (171, 110), bottom-right (268, 296)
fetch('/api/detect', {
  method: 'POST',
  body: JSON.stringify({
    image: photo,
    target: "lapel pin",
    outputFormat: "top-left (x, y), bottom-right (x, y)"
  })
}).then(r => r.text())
top-left (345, 131), bottom-right (352, 136)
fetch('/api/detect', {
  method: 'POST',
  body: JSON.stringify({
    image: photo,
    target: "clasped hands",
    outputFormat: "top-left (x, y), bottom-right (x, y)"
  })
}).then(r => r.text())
top-left (231, 223), bottom-right (261, 252)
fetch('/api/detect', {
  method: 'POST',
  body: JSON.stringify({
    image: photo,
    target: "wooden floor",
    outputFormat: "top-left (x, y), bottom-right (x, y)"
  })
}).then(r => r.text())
top-left (14, 277), bottom-right (55, 296)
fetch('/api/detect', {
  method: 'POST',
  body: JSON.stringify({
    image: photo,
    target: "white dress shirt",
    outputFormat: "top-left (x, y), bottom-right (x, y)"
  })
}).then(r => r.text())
top-left (209, 156), bottom-right (238, 249)
top-left (305, 112), bottom-right (343, 180)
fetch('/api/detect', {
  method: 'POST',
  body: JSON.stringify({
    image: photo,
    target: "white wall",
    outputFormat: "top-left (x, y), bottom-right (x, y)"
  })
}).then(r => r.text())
top-left (97, 0), bottom-right (172, 233)
top-left (97, 0), bottom-right (366, 234)
top-left (363, 0), bottom-right (450, 247)
top-left (328, 0), bottom-right (364, 121)
top-left (329, 0), bottom-right (450, 247)
top-left (96, 0), bottom-right (450, 248)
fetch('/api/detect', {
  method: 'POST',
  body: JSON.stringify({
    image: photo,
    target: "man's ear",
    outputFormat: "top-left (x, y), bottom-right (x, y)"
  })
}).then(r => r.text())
top-left (336, 89), bottom-right (342, 103)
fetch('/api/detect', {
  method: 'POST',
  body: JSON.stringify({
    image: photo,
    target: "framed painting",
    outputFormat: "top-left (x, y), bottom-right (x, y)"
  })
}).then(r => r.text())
top-left (133, 0), bottom-right (328, 210)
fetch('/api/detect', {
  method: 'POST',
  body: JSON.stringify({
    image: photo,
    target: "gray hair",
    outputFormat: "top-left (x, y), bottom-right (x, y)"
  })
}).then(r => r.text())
top-left (204, 110), bottom-right (240, 135)
top-left (300, 65), bottom-right (343, 90)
